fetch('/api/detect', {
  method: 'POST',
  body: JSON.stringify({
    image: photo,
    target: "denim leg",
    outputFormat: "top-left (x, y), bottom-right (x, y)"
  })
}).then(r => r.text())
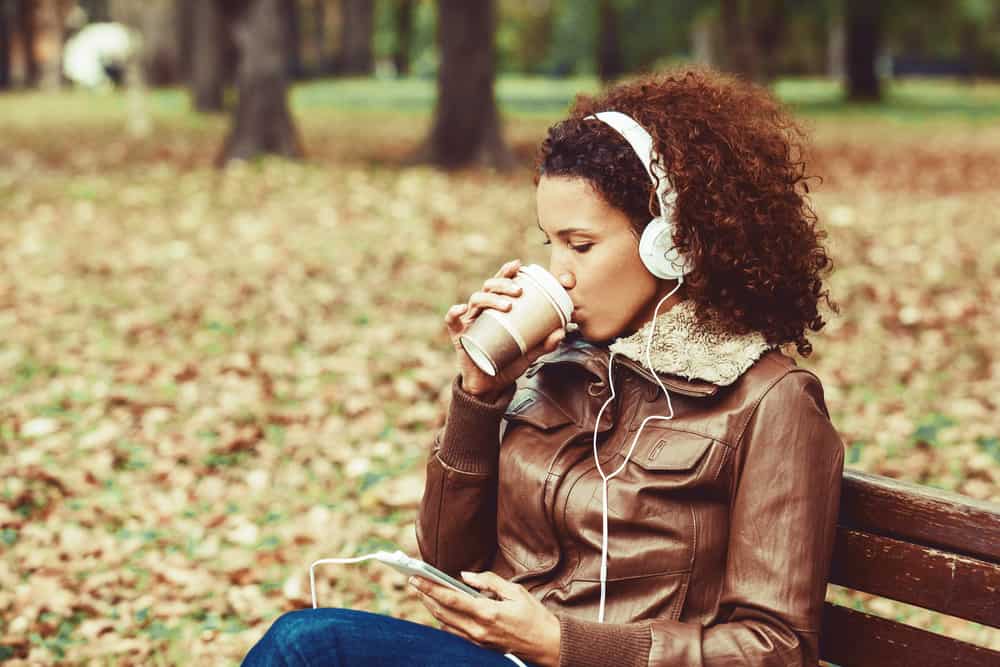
top-left (241, 607), bottom-right (535, 667)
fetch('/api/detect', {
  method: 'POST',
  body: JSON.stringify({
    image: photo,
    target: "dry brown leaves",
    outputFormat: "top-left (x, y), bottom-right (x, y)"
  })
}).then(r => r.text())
top-left (0, 100), bottom-right (997, 663)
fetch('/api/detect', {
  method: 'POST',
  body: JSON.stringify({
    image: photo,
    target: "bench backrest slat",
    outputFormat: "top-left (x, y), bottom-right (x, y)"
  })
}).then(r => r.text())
top-left (821, 603), bottom-right (1000, 667)
top-left (839, 469), bottom-right (1000, 562)
top-left (828, 527), bottom-right (1000, 626)
top-left (820, 469), bottom-right (1000, 666)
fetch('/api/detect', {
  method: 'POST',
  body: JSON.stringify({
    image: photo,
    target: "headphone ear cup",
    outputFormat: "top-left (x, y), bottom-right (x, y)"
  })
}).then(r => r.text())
top-left (639, 217), bottom-right (690, 280)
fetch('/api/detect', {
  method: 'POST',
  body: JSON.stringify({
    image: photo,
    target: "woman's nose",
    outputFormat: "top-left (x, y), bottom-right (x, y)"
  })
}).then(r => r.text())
top-left (554, 270), bottom-right (575, 290)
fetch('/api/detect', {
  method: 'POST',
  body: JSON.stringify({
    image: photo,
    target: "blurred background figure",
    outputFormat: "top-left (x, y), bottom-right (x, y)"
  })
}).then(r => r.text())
top-left (62, 19), bottom-right (138, 88)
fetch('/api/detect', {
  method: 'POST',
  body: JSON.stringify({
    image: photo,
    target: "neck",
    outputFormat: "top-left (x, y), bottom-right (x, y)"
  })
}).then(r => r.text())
top-left (621, 280), bottom-right (684, 338)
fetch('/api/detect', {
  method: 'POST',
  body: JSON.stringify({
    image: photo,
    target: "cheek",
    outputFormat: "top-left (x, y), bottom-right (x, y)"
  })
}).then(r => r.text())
top-left (577, 247), bottom-right (656, 333)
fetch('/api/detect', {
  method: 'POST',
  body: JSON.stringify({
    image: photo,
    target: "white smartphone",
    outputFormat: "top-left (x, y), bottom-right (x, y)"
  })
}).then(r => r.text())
top-left (374, 550), bottom-right (485, 598)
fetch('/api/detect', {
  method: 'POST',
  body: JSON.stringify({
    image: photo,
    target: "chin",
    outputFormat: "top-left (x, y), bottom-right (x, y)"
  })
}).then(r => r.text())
top-left (577, 323), bottom-right (617, 344)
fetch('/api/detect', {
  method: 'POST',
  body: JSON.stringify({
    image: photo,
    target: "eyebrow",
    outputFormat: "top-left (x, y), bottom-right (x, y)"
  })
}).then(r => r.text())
top-left (536, 219), bottom-right (595, 237)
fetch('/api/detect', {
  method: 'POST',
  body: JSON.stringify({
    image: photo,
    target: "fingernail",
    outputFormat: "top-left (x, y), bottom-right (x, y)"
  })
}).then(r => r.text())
top-left (560, 273), bottom-right (572, 283)
top-left (460, 571), bottom-right (473, 579)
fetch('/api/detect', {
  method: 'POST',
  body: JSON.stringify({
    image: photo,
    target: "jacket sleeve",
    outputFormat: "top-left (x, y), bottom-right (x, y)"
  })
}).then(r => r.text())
top-left (555, 371), bottom-right (845, 667)
top-left (415, 374), bottom-right (517, 577)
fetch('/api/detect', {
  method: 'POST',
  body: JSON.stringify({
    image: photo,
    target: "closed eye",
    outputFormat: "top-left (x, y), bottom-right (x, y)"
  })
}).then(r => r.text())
top-left (541, 239), bottom-right (593, 253)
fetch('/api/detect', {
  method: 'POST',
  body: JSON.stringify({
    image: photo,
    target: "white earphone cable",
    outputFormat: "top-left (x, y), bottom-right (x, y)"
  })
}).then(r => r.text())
top-left (309, 555), bottom-right (381, 610)
top-left (593, 278), bottom-right (682, 623)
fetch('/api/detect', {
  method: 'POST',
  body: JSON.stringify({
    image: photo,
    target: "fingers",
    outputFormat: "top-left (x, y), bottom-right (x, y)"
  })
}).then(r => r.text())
top-left (415, 589), bottom-right (491, 645)
top-left (542, 327), bottom-right (567, 352)
top-left (521, 327), bottom-right (566, 364)
top-left (444, 303), bottom-right (469, 333)
top-left (411, 578), bottom-right (481, 616)
top-left (482, 277), bottom-right (523, 298)
top-left (461, 290), bottom-right (514, 323)
top-left (461, 571), bottom-right (522, 600)
top-left (446, 260), bottom-right (522, 334)
top-left (492, 258), bottom-right (521, 279)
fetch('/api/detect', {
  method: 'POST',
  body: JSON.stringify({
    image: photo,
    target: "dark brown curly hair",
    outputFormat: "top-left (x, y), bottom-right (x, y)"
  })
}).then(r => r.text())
top-left (534, 67), bottom-right (835, 357)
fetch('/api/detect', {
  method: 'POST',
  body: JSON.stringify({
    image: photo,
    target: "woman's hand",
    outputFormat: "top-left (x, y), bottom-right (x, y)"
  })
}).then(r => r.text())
top-left (445, 258), bottom-right (566, 401)
top-left (410, 570), bottom-right (562, 667)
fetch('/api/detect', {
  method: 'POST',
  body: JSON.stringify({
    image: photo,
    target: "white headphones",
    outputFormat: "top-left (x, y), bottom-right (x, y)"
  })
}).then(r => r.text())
top-left (584, 111), bottom-right (690, 623)
top-left (585, 111), bottom-right (692, 281)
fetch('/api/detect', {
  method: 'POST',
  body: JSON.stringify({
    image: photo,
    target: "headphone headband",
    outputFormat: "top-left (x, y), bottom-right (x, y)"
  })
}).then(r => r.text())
top-left (585, 111), bottom-right (677, 219)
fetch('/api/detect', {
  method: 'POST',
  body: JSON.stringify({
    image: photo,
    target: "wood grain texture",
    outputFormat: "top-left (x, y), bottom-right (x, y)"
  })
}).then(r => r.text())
top-left (829, 528), bottom-right (1000, 625)
top-left (820, 603), bottom-right (1000, 667)
top-left (839, 469), bottom-right (1000, 562)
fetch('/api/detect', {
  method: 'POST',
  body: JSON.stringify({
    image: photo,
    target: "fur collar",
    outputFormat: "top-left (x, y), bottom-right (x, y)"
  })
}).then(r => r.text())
top-left (607, 300), bottom-right (772, 386)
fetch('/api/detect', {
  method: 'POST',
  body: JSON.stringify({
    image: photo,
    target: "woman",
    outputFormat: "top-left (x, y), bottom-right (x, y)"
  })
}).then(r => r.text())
top-left (244, 68), bottom-right (843, 667)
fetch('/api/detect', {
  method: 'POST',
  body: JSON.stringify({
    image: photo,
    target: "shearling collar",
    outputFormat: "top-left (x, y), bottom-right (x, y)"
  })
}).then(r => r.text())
top-left (607, 300), bottom-right (772, 387)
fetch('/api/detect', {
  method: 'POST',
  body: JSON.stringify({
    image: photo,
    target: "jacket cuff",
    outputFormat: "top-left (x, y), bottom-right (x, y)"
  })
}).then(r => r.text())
top-left (435, 375), bottom-right (516, 474)
top-left (557, 613), bottom-right (652, 667)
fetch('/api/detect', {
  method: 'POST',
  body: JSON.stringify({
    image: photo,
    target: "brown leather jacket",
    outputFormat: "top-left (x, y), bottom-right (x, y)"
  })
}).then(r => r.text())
top-left (417, 322), bottom-right (844, 667)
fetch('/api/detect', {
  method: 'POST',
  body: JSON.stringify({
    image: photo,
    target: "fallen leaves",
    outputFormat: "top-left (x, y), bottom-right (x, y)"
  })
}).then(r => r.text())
top-left (1, 92), bottom-right (999, 663)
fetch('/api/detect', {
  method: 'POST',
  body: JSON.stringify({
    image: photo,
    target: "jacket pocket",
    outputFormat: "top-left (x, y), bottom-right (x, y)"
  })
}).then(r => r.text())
top-left (627, 428), bottom-right (716, 473)
top-left (503, 387), bottom-right (575, 431)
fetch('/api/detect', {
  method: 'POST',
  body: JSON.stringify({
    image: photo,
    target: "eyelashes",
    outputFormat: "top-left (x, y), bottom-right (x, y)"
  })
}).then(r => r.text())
top-left (541, 239), bottom-right (593, 253)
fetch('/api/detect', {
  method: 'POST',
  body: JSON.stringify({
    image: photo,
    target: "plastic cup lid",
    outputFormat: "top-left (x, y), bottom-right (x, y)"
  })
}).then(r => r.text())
top-left (517, 264), bottom-right (575, 323)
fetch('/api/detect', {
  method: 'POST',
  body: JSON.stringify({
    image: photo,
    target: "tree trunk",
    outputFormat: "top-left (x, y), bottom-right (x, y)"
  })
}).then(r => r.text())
top-left (15, 0), bottom-right (38, 86)
top-left (219, 0), bottom-right (303, 164)
top-left (312, 0), bottom-right (328, 75)
top-left (191, 0), bottom-right (226, 111)
top-left (596, 0), bottom-right (623, 83)
top-left (751, 0), bottom-right (786, 83)
top-left (719, 0), bottom-right (758, 82)
top-left (845, 0), bottom-right (882, 101)
top-left (175, 0), bottom-right (194, 82)
top-left (338, 0), bottom-right (373, 75)
top-left (284, 0), bottom-right (301, 79)
top-left (39, 0), bottom-right (63, 90)
top-left (393, 0), bottom-right (413, 77)
top-left (415, 0), bottom-right (511, 170)
top-left (1, 1), bottom-right (11, 89)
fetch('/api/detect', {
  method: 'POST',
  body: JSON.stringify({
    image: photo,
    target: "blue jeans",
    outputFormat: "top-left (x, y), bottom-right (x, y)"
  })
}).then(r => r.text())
top-left (241, 608), bottom-right (540, 666)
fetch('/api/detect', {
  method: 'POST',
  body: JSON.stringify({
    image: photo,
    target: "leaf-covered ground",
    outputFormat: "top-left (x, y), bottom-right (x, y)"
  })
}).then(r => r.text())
top-left (1, 78), bottom-right (998, 664)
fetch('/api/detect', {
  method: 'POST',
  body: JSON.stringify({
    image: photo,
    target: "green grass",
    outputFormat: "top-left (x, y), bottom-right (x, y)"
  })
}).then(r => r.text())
top-left (2, 75), bottom-right (999, 132)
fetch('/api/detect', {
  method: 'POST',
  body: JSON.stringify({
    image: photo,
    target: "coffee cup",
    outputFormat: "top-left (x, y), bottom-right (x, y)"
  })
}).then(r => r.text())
top-left (459, 264), bottom-right (576, 377)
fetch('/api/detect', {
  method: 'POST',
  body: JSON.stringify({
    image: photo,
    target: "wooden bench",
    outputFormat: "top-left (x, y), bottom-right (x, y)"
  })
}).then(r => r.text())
top-left (819, 469), bottom-right (1000, 666)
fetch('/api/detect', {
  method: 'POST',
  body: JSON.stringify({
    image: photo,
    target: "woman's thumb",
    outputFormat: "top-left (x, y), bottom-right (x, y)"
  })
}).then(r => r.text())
top-left (545, 327), bottom-right (567, 351)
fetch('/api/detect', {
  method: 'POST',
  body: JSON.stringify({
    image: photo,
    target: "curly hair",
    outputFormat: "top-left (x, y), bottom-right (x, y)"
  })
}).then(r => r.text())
top-left (534, 67), bottom-right (835, 357)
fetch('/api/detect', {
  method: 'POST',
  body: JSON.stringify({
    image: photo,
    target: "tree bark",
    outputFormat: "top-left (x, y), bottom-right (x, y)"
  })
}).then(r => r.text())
top-left (338, 0), bottom-right (373, 75)
top-left (393, 0), bottom-right (413, 77)
top-left (311, 0), bottom-right (328, 75)
top-left (219, 0), bottom-right (303, 164)
top-left (191, 0), bottom-right (227, 111)
top-left (751, 0), bottom-right (787, 83)
top-left (175, 0), bottom-right (194, 83)
top-left (845, 0), bottom-right (882, 101)
top-left (596, 0), bottom-right (623, 83)
top-left (0, 1), bottom-right (11, 89)
top-left (719, 0), bottom-right (758, 82)
top-left (415, 0), bottom-right (511, 170)
top-left (284, 0), bottom-right (301, 79)
top-left (15, 0), bottom-right (38, 86)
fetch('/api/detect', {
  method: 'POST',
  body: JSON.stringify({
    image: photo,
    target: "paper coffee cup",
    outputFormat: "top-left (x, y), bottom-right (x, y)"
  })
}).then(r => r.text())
top-left (459, 264), bottom-right (575, 377)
